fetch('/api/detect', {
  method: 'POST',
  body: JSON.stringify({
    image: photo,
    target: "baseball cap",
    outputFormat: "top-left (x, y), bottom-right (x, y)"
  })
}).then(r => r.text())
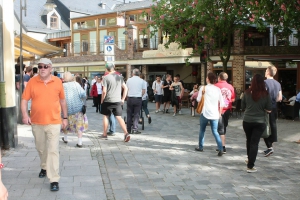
top-left (38, 58), bottom-right (52, 65)
top-left (105, 62), bottom-right (115, 70)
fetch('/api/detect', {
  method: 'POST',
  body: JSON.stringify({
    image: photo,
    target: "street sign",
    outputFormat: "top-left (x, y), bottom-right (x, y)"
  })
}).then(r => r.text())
top-left (104, 44), bottom-right (114, 56)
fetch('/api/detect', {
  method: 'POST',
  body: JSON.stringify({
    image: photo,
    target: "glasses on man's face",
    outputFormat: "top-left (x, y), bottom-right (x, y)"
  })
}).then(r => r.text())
top-left (38, 65), bottom-right (50, 69)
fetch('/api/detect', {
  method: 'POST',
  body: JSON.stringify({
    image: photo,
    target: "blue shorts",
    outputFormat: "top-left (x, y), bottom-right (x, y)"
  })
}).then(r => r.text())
top-left (154, 94), bottom-right (163, 103)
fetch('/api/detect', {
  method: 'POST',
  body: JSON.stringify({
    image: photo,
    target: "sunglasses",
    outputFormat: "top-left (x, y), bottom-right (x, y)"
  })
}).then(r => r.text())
top-left (38, 65), bottom-right (50, 69)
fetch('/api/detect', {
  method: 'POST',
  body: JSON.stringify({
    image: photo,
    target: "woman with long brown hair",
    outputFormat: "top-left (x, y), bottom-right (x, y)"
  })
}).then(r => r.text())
top-left (241, 74), bottom-right (272, 173)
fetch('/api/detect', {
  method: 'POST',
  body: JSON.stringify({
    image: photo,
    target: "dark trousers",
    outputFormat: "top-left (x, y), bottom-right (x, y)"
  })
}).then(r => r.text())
top-left (93, 96), bottom-right (97, 106)
top-left (264, 107), bottom-right (277, 148)
top-left (95, 94), bottom-right (102, 112)
top-left (243, 121), bottom-right (266, 169)
top-left (127, 97), bottom-right (142, 132)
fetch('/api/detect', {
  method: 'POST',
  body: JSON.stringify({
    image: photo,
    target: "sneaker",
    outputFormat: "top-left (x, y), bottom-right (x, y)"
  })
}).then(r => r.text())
top-left (62, 137), bottom-right (68, 144)
top-left (195, 147), bottom-right (203, 152)
top-left (39, 169), bottom-right (46, 178)
top-left (247, 167), bottom-right (257, 173)
top-left (245, 159), bottom-right (248, 164)
top-left (148, 116), bottom-right (152, 124)
top-left (215, 147), bottom-right (226, 154)
top-left (99, 135), bottom-right (108, 140)
top-left (264, 148), bottom-right (273, 157)
top-left (173, 113), bottom-right (176, 117)
top-left (217, 150), bottom-right (224, 156)
top-left (124, 134), bottom-right (130, 142)
top-left (50, 182), bottom-right (59, 191)
top-left (76, 144), bottom-right (83, 148)
top-left (158, 109), bottom-right (162, 112)
top-left (179, 110), bottom-right (182, 115)
top-left (155, 110), bottom-right (159, 113)
top-left (131, 130), bottom-right (141, 134)
top-left (107, 132), bottom-right (116, 136)
top-left (166, 109), bottom-right (169, 113)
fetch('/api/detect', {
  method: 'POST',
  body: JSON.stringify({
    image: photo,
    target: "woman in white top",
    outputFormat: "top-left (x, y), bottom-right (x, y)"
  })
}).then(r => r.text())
top-left (195, 72), bottom-right (225, 156)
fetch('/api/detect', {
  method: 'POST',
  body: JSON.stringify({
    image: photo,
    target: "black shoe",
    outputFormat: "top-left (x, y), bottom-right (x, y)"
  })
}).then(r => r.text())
top-left (62, 137), bottom-right (68, 144)
top-left (166, 109), bottom-right (169, 113)
top-left (76, 144), bottom-right (82, 148)
top-left (148, 116), bottom-right (152, 124)
top-left (96, 110), bottom-right (98, 113)
top-left (50, 182), bottom-right (59, 191)
top-left (216, 147), bottom-right (226, 154)
top-left (264, 148), bottom-right (273, 157)
top-left (107, 132), bottom-right (116, 136)
top-left (195, 147), bottom-right (203, 152)
top-left (218, 150), bottom-right (224, 156)
top-left (131, 130), bottom-right (141, 134)
top-left (39, 169), bottom-right (46, 178)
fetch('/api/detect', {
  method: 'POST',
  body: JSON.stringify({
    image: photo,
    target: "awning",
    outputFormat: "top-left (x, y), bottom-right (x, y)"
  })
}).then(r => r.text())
top-left (14, 34), bottom-right (63, 58)
top-left (14, 48), bottom-right (34, 61)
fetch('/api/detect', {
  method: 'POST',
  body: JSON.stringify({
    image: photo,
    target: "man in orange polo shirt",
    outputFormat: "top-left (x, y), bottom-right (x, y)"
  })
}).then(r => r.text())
top-left (21, 58), bottom-right (68, 192)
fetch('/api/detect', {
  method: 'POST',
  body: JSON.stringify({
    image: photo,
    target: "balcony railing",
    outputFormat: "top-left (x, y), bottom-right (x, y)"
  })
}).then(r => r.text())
top-left (244, 46), bottom-right (300, 55)
top-left (46, 30), bottom-right (71, 39)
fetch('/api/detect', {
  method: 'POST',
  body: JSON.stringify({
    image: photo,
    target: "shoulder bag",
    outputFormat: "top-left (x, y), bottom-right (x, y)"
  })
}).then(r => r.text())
top-left (196, 86), bottom-right (205, 114)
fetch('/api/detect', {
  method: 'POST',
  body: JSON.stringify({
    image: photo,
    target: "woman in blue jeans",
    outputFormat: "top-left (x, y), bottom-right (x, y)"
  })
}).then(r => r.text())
top-left (241, 74), bottom-right (272, 173)
top-left (195, 72), bottom-right (225, 156)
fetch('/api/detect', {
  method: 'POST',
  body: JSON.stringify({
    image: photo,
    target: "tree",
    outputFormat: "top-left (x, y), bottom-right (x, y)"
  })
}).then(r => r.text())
top-left (149, 0), bottom-right (256, 72)
top-left (248, 0), bottom-right (300, 41)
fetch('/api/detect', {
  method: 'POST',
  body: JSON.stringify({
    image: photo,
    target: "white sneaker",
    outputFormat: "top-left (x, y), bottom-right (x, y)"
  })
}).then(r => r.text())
top-left (158, 109), bottom-right (161, 112)
top-left (155, 110), bottom-right (159, 113)
top-left (247, 167), bottom-right (257, 173)
top-left (179, 111), bottom-right (182, 115)
top-left (173, 113), bottom-right (176, 117)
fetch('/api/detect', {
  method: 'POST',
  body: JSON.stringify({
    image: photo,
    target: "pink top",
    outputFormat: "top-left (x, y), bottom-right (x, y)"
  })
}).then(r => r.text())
top-left (215, 80), bottom-right (235, 114)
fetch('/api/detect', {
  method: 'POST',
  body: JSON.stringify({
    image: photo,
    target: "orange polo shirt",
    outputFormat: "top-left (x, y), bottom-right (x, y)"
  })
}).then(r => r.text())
top-left (22, 75), bottom-right (65, 125)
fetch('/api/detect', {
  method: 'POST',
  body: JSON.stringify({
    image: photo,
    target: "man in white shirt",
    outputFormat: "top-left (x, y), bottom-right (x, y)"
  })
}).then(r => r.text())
top-left (152, 75), bottom-right (164, 113)
top-left (126, 69), bottom-right (146, 134)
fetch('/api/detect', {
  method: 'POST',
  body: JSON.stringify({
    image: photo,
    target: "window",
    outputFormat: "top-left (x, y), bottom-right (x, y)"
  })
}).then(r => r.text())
top-left (139, 28), bottom-right (148, 48)
top-left (90, 31), bottom-right (97, 54)
top-left (50, 13), bottom-right (58, 29)
top-left (118, 28), bottom-right (126, 50)
top-left (129, 15), bottom-right (136, 22)
top-left (137, 14), bottom-right (147, 22)
top-left (99, 19), bottom-right (106, 27)
top-left (99, 30), bottom-right (107, 53)
top-left (73, 33), bottom-right (80, 55)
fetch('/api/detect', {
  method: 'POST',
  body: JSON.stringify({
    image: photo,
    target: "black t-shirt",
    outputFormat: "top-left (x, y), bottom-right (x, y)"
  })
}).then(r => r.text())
top-left (15, 64), bottom-right (25, 74)
top-left (265, 79), bottom-right (281, 108)
top-left (163, 80), bottom-right (172, 95)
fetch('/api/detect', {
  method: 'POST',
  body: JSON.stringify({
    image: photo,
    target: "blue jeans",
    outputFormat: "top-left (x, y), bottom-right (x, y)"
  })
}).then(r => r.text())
top-left (109, 114), bottom-right (116, 133)
top-left (142, 99), bottom-right (149, 116)
top-left (199, 114), bottom-right (223, 151)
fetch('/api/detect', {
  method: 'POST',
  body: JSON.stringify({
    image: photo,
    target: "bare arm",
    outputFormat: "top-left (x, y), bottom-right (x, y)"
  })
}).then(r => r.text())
top-left (101, 86), bottom-right (106, 104)
top-left (121, 82), bottom-right (128, 102)
top-left (276, 91), bottom-right (282, 102)
top-left (142, 89), bottom-right (145, 96)
top-left (59, 99), bottom-right (68, 129)
top-left (21, 99), bottom-right (31, 125)
top-left (180, 83), bottom-right (184, 98)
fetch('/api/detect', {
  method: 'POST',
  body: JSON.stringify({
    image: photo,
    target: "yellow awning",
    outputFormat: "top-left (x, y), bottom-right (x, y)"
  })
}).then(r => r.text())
top-left (14, 34), bottom-right (63, 58)
top-left (14, 48), bottom-right (35, 61)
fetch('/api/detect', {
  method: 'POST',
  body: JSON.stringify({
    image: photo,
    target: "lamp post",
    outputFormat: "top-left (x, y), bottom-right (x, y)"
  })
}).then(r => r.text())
top-left (17, 0), bottom-right (27, 124)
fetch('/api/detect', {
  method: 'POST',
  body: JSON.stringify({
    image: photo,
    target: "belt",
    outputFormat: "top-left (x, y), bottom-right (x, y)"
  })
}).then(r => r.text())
top-left (128, 97), bottom-right (142, 99)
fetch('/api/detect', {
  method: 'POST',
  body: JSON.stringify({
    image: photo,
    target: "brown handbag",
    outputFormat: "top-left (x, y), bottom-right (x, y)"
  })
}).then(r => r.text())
top-left (196, 86), bottom-right (205, 114)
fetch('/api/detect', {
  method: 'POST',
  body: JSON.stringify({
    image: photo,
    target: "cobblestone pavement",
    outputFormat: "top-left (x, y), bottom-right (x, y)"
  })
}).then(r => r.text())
top-left (2, 100), bottom-right (300, 200)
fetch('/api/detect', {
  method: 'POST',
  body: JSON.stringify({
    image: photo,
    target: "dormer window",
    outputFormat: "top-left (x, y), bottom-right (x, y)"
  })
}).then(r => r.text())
top-left (50, 13), bottom-right (58, 29)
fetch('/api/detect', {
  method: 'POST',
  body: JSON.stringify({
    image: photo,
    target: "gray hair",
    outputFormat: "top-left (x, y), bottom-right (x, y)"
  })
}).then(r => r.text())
top-left (63, 71), bottom-right (74, 82)
top-left (132, 68), bottom-right (140, 76)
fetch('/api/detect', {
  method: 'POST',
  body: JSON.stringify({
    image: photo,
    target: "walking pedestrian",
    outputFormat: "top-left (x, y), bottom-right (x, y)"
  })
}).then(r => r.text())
top-left (170, 76), bottom-right (184, 116)
top-left (99, 63), bottom-right (130, 142)
top-left (126, 69), bottom-right (146, 134)
top-left (215, 72), bottom-right (235, 154)
top-left (140, 74), bottom-right (152, 124)
top-left (91, 75), bottom-right (98, 107)
top-left (61, 72), bottom-right (88, 148)
top-left (264, 66), bottom-right (282, 156)
top-left (21, 58), bottom-right (68, 191)
top-left (152, 75), bottom-right (164, 113)
top-left (242, 74), bottom-right (272, 172)
top-left (95, 77), bottom-right (103, 113)
top-left (175, 74), bottom-right (185, 114)
top-left (162, 74), bottom-right (172, 113)
top-left (194, 72), bottom-right (225, 156)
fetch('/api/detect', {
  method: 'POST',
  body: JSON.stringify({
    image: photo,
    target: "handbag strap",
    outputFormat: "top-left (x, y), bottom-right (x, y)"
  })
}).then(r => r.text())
top-left (202, 86), bottom-right (205, 95)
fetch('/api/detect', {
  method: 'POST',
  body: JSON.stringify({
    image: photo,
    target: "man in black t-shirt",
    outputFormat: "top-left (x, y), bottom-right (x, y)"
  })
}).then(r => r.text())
top-left (264, 66), bottom-right (282, 157)
top-left (162, 74), bottom-right (172, 113)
